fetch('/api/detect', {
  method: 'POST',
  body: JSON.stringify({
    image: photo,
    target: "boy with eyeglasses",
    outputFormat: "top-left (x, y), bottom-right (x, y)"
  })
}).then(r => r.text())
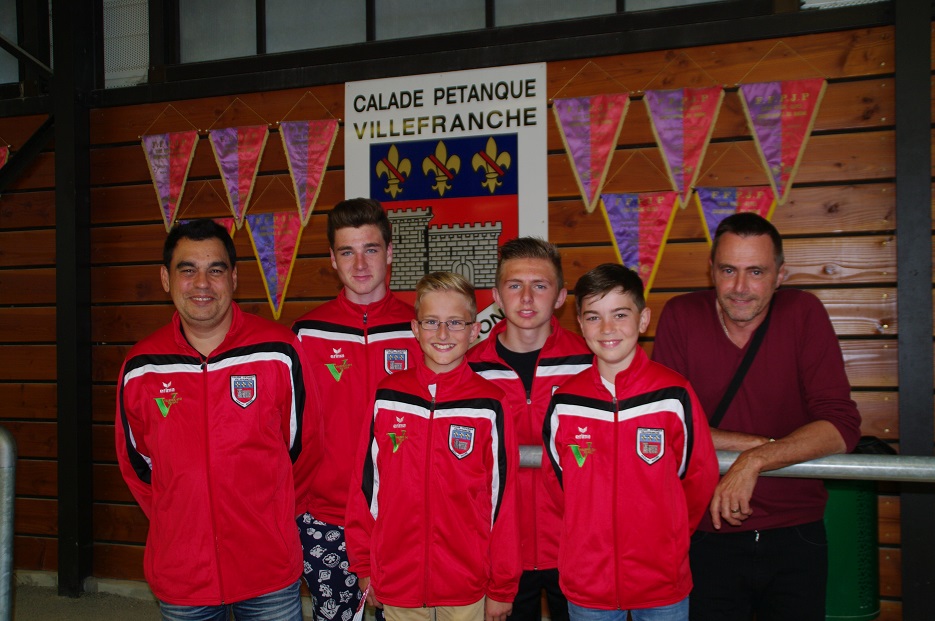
top-left (346, 272), bottom-right (521, 621)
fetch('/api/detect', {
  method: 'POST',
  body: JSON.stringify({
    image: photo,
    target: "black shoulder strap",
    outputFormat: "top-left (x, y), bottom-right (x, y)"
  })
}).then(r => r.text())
top-left (709, 299), bottom-right (774, 429)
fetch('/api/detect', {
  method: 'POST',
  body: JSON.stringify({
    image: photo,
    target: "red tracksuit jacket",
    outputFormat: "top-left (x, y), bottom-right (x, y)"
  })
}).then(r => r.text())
top-left (116, 304), bottom-right (316, 605)
top-left (543, 348), bottom-right (718, 610)
top-left (467, 317), bottom-right (592, 570)
top-left (292, 289), bottom-right (418, 525)
top-left (346, 359), bottom-right (522, 607)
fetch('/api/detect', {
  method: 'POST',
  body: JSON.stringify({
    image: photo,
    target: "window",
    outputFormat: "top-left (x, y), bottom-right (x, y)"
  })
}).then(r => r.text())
top-left (374, 0), bottom-right (485, 40)
top-left (496, 0), bottom-right (615, 26)
top-left (180, 0), bottom-right (256, 63)
top-left (266, 0), bottom-right (365, 53)
top-left (0, 0), bottom-right (18, 84)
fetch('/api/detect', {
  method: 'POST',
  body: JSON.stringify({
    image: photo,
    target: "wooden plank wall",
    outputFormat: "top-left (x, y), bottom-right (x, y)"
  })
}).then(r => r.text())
top-left (0, 23), bottom-right (922, 619)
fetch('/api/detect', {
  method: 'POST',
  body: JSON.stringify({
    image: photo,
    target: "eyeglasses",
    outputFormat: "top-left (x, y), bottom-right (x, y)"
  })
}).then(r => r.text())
top-left (417, 319), bottom-right (475, 331)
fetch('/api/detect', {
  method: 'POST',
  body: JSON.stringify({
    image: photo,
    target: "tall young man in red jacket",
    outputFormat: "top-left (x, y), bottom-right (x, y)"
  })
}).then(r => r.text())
top-left (346, 272), bottom-right (521, 621)
top-left (544, 264), bottom-right (718, 621)
top-left (292, 198), bottom-right (420, 621)
top-left (468, 238), bottom-right (591, 621)
top-left (116, 219), bottom-right (316, 621)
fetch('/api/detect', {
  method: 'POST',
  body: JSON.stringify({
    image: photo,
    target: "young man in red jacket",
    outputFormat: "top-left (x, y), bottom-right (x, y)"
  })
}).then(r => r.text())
top-left (117, 219), bottom-right (316, 620)
top-left (291, 198), bottom-right (420, 621)
top-left (544, 264), bottom-right (718, 621)
top-left (468, 238), bottom-right (591, 621)
top-left (347, 272), bottom-right (521, 621)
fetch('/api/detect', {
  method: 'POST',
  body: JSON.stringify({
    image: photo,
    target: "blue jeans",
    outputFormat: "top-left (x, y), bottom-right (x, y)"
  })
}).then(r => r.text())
top-left (567, 598), bottom-right (688, 621)
top-left (159, 579), bottom-right (303, 621)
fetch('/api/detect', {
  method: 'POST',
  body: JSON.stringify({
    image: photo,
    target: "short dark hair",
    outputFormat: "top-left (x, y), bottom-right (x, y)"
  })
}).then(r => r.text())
top-left (414, 271), bottom-right (477, 319)
top-left (495, 237), bottom-right (564, 288)
top-left (574, 263), bottom-right (646, 314)
top-left (326, 198), bottom-right (392, 248)
top-left (711, 212), bottom-right (784, 267)
top-left (163, 219), bottom-right (236, 268)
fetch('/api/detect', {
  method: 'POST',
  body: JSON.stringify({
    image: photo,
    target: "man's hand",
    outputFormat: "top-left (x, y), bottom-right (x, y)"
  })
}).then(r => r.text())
top-left (358, 576), bottom-right (383, 609)
top-left (709, 450), bottom-right (762, 528)
top-left (709, 421), bottom-right (848, 528)
top-left (485, 597), bottom-right (512, 621)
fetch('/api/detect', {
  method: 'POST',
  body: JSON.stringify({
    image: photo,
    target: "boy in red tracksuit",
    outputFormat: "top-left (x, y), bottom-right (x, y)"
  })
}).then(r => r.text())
top-left (468, 237), bottom-right (591, 621)
top-left (347, 272), bottom-right (521, 621)
top-left (543, 264), bottom-right (718, 621)
top-left (291, 198), bottom-right (420, 621)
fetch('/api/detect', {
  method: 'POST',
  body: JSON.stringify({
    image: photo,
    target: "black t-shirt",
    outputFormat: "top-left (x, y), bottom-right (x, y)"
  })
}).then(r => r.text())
top-left (495, 336), bottom-right (541, 396)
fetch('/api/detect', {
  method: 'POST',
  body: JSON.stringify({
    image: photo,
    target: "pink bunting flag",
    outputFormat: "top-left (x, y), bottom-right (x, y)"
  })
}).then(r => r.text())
top-left (0, 145), bottom-right (8, 170)
top-left (644, 86), bottom-right (724, 205)
top-left (245, 211), bottom-right (303, 321)
top-left (209, 125), bottom-right (270, 229)
top-left (280, 120), bottom-right (339, 226)
top-left (553, 94), bottom-right (629, 213)
top-left (739, 78), bottom-right (826, 205)
top-left (600, 191), bottom-right (680, 295)
top-left (695, 186), bottom-right (776, 245)
top-left (141, 131), bottom-right (199, 232)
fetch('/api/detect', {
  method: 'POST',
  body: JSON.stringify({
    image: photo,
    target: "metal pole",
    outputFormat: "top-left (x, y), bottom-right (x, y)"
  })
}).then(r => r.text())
top-left (0, 426), bottom-right (17, 621)
top-left (520, 445), bottom-right (935, 483)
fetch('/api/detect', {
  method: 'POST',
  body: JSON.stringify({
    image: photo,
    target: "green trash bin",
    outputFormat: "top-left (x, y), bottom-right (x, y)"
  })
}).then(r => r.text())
top-left (824, 436), bottom-right (888, 621)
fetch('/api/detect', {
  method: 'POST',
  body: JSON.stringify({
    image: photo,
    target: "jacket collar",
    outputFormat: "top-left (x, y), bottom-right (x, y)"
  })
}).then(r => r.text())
top-left (335, 287), bottom-right (395, 319)
top-left (588, 345), bottom-right (650, 397)
top-left (171, 301), bottom-right (244, 356)
top-left (414, 356), bottom-right (474, 391)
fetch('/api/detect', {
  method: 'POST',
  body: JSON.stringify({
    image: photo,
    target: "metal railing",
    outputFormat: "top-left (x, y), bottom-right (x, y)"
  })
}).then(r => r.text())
top-left (0, 426), bottom-right (16, 621)
top-left (519, 445), bottom-right (935, 483)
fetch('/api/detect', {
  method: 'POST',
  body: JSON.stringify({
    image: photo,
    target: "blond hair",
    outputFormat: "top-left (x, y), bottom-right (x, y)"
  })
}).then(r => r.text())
top-left (414, 272), bottom-right (477, 319)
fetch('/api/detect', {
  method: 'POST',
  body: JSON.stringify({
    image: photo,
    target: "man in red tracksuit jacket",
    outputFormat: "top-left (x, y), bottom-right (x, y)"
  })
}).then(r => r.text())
top-left (543, 264), bottom-right (718, 621)
top-left (291, 198), bottom-right (420, 621)
top-left (116, 219), bottom-right (317, 620)
top-left (346, 272), bottom-right (521, 621)
top-left (468, 237), bottom-right (591, 621)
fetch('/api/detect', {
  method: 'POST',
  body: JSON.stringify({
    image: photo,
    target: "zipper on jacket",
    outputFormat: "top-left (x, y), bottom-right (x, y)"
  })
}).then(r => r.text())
top-left (525, 392), bottom-right (540, 569)
top-left (422, 394), bottom-right (436, 607)
top-left (612, 396), bottom-right (621, 610)
top-left (202, 356), bottom-right (227, 604)
top-left (363, 310), bottom-right (371, 410)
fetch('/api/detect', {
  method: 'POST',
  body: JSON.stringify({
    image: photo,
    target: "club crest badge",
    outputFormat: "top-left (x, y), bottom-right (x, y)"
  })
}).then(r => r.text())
top-left (637, 427), bottom-right (664, 465)
top-left (449, 425), bottom-right (475, 459)
top-left (230, 375), bottom-right (257, 408)
top-left (384, 349), bottom-right (409, 374)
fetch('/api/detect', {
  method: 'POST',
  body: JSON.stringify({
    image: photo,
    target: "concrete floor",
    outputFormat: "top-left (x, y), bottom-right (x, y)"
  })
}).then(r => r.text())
top-left (11, 572), bottom-right (319, 620)
top-left (12, 573), bottom-right (161, 620)
top-left (14, 584), bottom-right (162, 620)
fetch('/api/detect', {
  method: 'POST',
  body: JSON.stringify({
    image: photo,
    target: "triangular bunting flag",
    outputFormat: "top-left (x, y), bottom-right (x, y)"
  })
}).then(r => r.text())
top-left (738, 78), bottom-right (826, 205)
top-left (553, 94), bottom-right (629, 213)
top-left (695, 186), bottom-right (776, 245)
top-left (0, 145), bottom-right (9, 170)
top-left (209, 125), bottom-right (270, 229)
top-left (245, 211), bottom-right (303, 321)
top-left (644, 86), bottom-right (724, 206)
top-left (141, 131), bottom-right (199, 232)
top-left (280, 120), bottom-right (339, 226)
top-left (600, 191), bottom-right (680, 295)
